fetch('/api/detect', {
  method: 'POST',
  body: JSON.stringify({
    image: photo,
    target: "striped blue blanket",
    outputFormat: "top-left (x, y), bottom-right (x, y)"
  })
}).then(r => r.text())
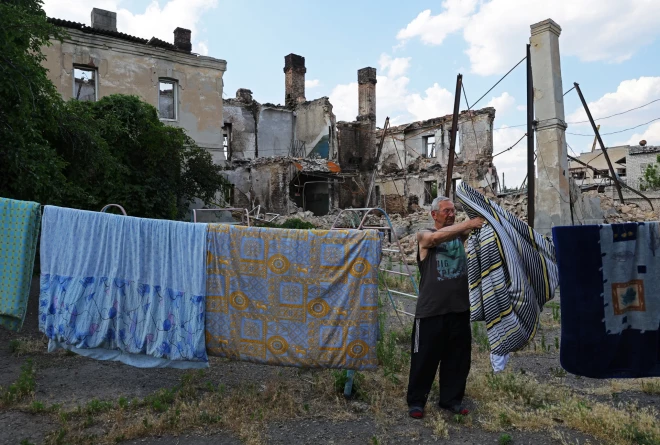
top-left (456, 183), bottom-right (559, 356)
top-left (39, 206), bottom-right (209, 368)
top-left (553, 223), bottom-right (660, 378)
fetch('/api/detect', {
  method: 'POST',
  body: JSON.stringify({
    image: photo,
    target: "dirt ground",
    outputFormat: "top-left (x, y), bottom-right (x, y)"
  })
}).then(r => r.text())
top-left (1, 277), bottom-right (658, 445)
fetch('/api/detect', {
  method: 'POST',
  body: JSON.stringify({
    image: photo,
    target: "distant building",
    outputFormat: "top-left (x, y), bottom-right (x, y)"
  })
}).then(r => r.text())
top-left (43, 8), bottom-right (227, 161)
top-left (569, 146), bottom-right (628, 190)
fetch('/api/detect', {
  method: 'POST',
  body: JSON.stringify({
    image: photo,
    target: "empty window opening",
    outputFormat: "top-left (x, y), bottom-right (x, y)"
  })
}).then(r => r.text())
top-left (73, 67), bottom-right (97, 101)
top-left (158, 79), bottom-right (177, 120)
top-left (222, 184), bottom-right (234, 206)
top-left (423, 135), bottom-right (436, 158)
top-left (424, 180), bottom-right (438, 205)
top-left (223, 123), bottom-right (232, 161)
top-left (572, 170), bottom-right (586, 180)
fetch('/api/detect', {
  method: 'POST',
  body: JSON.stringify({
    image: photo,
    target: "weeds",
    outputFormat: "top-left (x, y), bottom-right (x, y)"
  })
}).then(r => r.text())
top-left (8, 338), bottom-right (44, 356)
top-left (498, 433), bottom-right (513, 445)
top-left (0, 359), bottom-right (36, 407)
top-left (550, 367), bottom-right (567, 378)
top-left (471, 322), bottom-right (490, 352)
top-left (430, 416), bottom-right (449, 439)
top-left (28, 400), bottom-right (45, 413)
top-left (641, 380), bottom-right (660, 395)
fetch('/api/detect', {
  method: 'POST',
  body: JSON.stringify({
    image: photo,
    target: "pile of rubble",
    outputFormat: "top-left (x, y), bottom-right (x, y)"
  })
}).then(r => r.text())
top-left (584, 191), bottom-right (659, 223)
top-left (286, 190), bottom-right (658, 265)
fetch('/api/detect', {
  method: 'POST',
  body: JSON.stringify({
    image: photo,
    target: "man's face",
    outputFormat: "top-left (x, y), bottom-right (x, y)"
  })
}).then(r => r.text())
top-left (431, 200), bottom-right (456, 228)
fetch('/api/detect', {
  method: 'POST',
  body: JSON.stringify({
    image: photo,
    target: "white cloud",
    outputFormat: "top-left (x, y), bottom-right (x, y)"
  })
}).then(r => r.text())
top-left (329, 54), bottom-right (454, 123)
top-left (626, 121), bottom-right (660, 146)
top-left (195, 41), bottom-right (209, 56)
top-left (305, 79), bottom-right (321, 88)
top-left (567, 77), bottom-right (660, 128)
top-left (42, 0), bottom-right (217, 55)
top-left (516, 105), bottom-right (526, 111)
top-left (493, 126), bottom-right (528, 187)
top-left (486, 92), bottom-right (516, 115)
top-left (396, 1), bottom-right (478, 46)
top-left (378, 54), bottom-right (412, 78)
top-left (329, 82), bottom-right (358, 122)
top-left (407, 83), bottom-right (454, 121)
top-left (397, 0), bottom-right (660, 76)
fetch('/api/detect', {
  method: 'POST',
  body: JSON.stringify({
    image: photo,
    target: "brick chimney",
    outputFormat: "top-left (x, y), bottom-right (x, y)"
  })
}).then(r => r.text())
top-left (284, 54), bottom-right (306, 108)
top-left (91, 8), bottom-right (117, 32)
top-left (357, 67), bottom-right (377, 121)
top-left (173, 27), bottom-right (192, 52)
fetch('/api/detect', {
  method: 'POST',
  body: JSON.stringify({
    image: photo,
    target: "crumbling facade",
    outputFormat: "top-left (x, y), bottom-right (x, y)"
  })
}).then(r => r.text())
top-left (374, 109), bottom-right (498, 214)
top-left (335, 66), bottom-right (498, 214)
top-left (43, 8), bottom-right (227, 156)
top-left (220, 55), bottom-right (340, 216)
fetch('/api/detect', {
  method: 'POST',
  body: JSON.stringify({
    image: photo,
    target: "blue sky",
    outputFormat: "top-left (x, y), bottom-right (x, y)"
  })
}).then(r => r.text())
top-left (43, 0), bottom-right (660, 187)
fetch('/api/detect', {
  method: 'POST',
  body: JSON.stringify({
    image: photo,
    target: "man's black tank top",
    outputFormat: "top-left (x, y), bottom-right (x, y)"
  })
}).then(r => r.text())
top-left (415, 228), bottom-right (469, 318)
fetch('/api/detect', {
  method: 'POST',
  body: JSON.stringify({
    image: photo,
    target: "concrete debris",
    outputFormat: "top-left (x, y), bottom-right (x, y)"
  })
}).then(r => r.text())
top-left (287, 189), bottom-right (658, 266)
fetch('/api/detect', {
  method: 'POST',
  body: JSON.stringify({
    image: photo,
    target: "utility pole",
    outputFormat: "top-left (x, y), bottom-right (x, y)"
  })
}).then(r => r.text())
top-left (445, 74), bottom-right (462, 198)
top-left (365, 117), bottom-right (390, 207)
top-left (526, 44), bottom-right (535, 227)
top-left (574, 82), bottom-right (624, 203)
top-left (591, 125), bottom-right (600, 152)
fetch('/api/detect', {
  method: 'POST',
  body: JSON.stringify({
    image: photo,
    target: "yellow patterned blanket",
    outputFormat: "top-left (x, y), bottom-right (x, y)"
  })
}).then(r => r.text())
top-left (205, 225), bottom-right (382, 370)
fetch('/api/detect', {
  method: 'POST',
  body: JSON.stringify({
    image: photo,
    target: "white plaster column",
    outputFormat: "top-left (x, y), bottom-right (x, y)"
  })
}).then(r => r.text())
top-left (530, 19), bottom-right (571, 235)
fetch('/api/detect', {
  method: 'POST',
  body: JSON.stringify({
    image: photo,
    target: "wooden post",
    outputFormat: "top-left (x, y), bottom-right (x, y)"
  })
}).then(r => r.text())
top-left (526, 44), bottom-right (535, 227)
top-left (574, 82), bottom-right (624, 203)
top-left (445, 74), bottom-right (463, 198)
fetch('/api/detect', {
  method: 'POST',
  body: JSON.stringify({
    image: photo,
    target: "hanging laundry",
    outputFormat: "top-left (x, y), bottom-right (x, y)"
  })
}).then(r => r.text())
top-left (39, 206), bottom-right (208, 368)
top-left (553, 222), bottom-right (660, 378)
top-left (205, 224), bottom-right (381, 370)
top-left (0, 197), bottom-right (41, 332)
top-left (456, 182), bottom-right (559, 357)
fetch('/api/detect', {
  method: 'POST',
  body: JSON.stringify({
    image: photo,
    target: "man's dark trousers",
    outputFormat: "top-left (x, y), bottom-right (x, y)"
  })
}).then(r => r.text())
top-left (406, 311), bottom-right (472, 408)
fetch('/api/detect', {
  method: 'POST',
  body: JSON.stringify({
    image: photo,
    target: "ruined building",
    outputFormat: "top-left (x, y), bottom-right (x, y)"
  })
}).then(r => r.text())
top-left (43, 8), bottom-right (227, 158)
top-left (220, 54), bottom-right (340, 216)
top-left (221, 57), bottom-right (499, 217)
top-left (335, 68), bottom-right (498, 214)
top-left (42, 6), bottom-right (498, 217)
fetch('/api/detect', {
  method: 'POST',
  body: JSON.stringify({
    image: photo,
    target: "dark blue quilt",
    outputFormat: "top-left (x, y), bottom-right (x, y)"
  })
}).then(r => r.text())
top-left (552, 223), bottom-right (660, 378)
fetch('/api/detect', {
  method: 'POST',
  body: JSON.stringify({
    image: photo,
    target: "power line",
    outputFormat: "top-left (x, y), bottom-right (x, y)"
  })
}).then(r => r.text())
top-left (492, 133), bottom-right (527, 158)
top-left (567, 98), bottom-right (660, 125)
top-left (469, 56), bottom-right (526, 110)
top-left (566, 117), bottom-right (660, 136)
top-left (493, 97), bottom-right (660, 131)
top-left (563, 86), bottom-right (575, 97)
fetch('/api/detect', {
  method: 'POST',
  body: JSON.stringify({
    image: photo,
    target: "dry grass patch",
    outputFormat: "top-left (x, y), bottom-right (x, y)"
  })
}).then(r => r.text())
top-left (8, 337), bottom-right (46, 356)
top-left (466, 353), bottom-right (660, 445)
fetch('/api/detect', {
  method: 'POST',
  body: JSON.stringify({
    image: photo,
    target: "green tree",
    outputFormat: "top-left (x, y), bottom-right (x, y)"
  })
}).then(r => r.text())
top-left (53, 94), bottom-right (230, 219)
top-left (0, 0), bottom-right (67, 203)
top-left (640, 154), bottom-right (660, 191)
top-left (1, 1), bottom-right (230, 219)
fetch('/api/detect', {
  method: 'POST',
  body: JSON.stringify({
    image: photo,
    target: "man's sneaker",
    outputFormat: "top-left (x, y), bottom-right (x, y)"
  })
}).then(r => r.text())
top-left (408, 406), bottom-right (424, 419)
top-left (439, 403), bottom-right (469, 416)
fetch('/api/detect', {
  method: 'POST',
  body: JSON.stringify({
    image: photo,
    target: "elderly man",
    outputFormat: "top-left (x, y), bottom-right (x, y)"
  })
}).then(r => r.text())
top-left (407, 196), bottom-right (484, 419)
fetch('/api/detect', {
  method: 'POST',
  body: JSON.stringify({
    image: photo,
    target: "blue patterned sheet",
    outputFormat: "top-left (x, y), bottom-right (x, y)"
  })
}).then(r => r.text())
top-left (205, 225), bottom-right (382, 370)
top-left (39, 206), bottom-right (209, 368)
top-left (553, 222), bottom-right (660, 378)
top-left (0, 197), bottom-right (41, 331)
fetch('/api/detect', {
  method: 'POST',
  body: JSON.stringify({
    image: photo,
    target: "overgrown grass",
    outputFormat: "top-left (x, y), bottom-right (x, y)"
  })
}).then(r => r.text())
top-left (0, 359), bottom-right (36, 408)
top-left (468, 354), bottom-right (660, 445)
top-left (8, 338), bottom-right (45, 356)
